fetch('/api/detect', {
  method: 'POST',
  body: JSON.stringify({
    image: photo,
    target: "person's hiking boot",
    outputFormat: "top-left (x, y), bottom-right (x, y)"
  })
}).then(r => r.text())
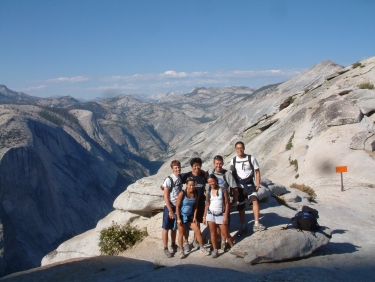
top-left (199, 247), bottom-right (210, 256)
top-left (192, 241), bottom-right (199, 249)
top-left (253, 223), bottom-right (266, 232)
top-left (183, 242), bottom-right (191, 252)
top-left (221, 241), bottom-right (226, 251)
top-left (211, 249), bottom-right (218, 258)
top-left (178, 250), bottom-right (186, 259)
top-left (163, 248), bottom-right (172, 258)
top-left (237, 226), bottom-right (247, 237)
top-left (171, 243), bottom-right (178, 253)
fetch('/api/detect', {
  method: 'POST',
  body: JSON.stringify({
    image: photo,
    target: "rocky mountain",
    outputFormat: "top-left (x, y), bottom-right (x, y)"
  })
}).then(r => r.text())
top-left (0, 84), bottom-right (257, 276)
top-left (158, 86), bottom-right (256, 122)
top-left (34, 56), bottom-right (374, 280)
top-left (1, 56), bottom-right (375, 278)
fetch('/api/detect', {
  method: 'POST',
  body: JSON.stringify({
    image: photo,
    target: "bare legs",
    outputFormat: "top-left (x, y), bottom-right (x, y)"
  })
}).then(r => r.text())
top-left (162, 229), bottom-right (176, 248)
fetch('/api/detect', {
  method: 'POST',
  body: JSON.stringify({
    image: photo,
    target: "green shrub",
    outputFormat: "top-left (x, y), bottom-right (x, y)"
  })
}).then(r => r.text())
top-left (290, 183), bottom-right (316, 201)
top-left (358, 82), bottom-right (374, 90)
top-left (99, 222), bottom-right (148, 255)
top-left (286, 132), bottom-right (295, 150)
top-left (295, 174), bottom-right (299, 179)
top-left (352, 62), bottom-right (362, 68)
top-left (289, 156), bottom-right (298, 172)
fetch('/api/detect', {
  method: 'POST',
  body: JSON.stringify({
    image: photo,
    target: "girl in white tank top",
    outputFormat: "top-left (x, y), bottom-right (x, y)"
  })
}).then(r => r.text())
top-left (204, 174), bottom-right (235, 258)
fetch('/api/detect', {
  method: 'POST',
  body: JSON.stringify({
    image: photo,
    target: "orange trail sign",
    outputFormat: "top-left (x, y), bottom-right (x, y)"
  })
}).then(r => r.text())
top-left (336, 166), bottom-right (348, 191)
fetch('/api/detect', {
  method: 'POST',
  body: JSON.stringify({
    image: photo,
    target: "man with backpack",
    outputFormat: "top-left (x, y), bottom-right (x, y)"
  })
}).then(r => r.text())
top-left (230, 141), bottom-right (266, 234)
top-left (161, 160), bottom-right (183, 258)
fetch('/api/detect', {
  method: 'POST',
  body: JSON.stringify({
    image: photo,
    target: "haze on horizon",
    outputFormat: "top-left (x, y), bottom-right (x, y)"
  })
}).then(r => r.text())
top-left (0, 0), bottom-right (374, 100)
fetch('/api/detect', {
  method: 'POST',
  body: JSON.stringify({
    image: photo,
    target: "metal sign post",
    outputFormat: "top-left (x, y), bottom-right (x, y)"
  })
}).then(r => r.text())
top-left (335, 166), bottom-right (348, 191)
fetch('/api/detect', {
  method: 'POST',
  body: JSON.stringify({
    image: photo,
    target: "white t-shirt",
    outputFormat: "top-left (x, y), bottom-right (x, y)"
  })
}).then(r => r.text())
top-left (229, 155), bottom-right (259, 180)
top-left (162, 174), bottom-right (182, 207)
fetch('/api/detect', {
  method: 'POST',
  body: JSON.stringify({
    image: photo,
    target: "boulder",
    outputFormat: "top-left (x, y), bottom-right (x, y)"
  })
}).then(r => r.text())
top-left (42, 211), bottom-right (154, 266)
top-left (350, 130), bottom-right (375, 151)
top-left (113, 176), bottom-right (165, 212)
top-left (268, 184), bottom-right (288, 195)
top-left (282, 189), bottom-right (311, 209)
top-left (230, 225), bottom-right (331, 264)
top-left (357, 99), bottom-right (375, 116)
top-left (260, 178), bottom-right (273, 186)
top-left (346, 89), bottom-right (375, 101)
top-left (113, 190), bottom-right (164, 213)
top-left (257, 186), bottom-right (271, 201)
top-left (325, 101), bottom-right (363, 127)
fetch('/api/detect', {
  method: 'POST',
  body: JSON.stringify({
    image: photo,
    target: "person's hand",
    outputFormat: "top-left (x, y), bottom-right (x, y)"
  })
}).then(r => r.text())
top-left (255, 185), bottom-right (260, 192)
top-left (223, 217), bottom-right (228, 225)
top-left (193, 218), bottom-right (197, 224)
top-left (177, 219), bottom-right (182, 225)
top-left (203, 218), bottom-right (206, 225)
top-left (169, 211), bottom-right (175, 219)
top-left (160, 185), bottom-right (164, 191)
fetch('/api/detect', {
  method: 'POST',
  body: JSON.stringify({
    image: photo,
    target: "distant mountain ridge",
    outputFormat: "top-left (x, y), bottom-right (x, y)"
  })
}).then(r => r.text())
top-left (1, 56), bottom-right (375, 277)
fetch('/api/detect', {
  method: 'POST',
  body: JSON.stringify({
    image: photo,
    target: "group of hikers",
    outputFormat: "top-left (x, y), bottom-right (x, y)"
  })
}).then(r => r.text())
top-left (161, 141), bottom-right (266, 259)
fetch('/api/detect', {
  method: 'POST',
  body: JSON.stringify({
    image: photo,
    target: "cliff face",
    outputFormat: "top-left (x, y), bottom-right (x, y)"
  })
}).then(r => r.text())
top-left (0, 118), bottom-right (123, 276)
top-left (0, 84), bottom-right (251, 276)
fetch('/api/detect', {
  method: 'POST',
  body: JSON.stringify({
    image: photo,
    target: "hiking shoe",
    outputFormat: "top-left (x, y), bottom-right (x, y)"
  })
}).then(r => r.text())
top-left (178, 250), bottom-right (186, 259)
top-left (253, 223), bottom-right (266, 232)
top-left (199, 247), bottom-right (210, 256)
top-left (212, 249), bottom-right (218, 258)
top-left (192, 241), bottom-right (199, 249)
top-left (237, 225), bottom-right (248, 237)
top-left (183, 243), bottom-right (191, 252)
top-left (171, 244), bottom-right (178, 253)
top-left (164, 248), bottom-right (172, 258)
top-left (221, 241), bottom-right (226, 251)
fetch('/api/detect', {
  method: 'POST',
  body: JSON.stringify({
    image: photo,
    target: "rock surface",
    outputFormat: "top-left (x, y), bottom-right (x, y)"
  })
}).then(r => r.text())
top-left (230, 225), bottom-right (331, 263)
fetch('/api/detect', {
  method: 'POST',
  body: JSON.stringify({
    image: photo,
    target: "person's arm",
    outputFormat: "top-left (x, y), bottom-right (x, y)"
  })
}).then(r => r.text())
top-left (203, 191), bottom-right (210, 225)
top-left (163, 186), bottom-right (174, 219)
top-left (193, 191), bottom-right (199, 224)
top-left (255, 169), bottom-right (261, 191)
top-left (175, 191), bottom-right (184, 225)
top-left (223, 189), bottom-right (230, 225)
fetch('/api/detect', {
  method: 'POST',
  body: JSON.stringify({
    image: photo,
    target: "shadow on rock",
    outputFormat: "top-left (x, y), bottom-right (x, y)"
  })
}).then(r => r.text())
top-left (312, 242), bottom-right (360, 256)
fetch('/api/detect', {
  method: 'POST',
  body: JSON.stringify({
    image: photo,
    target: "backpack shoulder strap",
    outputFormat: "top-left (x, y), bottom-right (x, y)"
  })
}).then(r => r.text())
top-left (222, 169), bottom-right (228, 185)
top-left (247, 155), bottom-right (254, 173)
top-left (167, 176), bottom-right (174, 191)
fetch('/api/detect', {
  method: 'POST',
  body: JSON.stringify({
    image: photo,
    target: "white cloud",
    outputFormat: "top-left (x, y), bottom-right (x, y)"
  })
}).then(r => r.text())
top-left (48, 76), bottom-right (90, 83)
top-left (86, 84), bottom-right (138, 91)
top-left (23, 85), bottom-right (47, 91)
top-left (104, 68), bottom-right (302, 83)
top-left (162, 70), bottom-right (188, 78)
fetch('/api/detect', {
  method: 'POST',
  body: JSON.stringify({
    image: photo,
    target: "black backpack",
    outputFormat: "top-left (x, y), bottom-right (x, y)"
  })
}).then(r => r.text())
top-left (285, 206), bottom-right (320, 231)
top-left (284, 206), bottom-right (332, 239)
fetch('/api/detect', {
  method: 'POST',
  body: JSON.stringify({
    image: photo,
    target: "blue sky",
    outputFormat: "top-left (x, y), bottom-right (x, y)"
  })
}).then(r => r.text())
top-left (1, 0), bottom-right (374, 100)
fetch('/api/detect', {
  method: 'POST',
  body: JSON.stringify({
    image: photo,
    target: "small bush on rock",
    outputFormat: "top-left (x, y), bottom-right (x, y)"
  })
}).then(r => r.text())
top-left (352, 62), bottom-right (362, 68)
top-left (289, 156), bottom-right (298, 172)
top-left (290, 183), bottom-right (316, 201)
top-left (286, 132), bottom-right (295, 150)
top-left (99, 222), bottom-right (148, 255)
top-left (358, 82), bottom-right (374, 90)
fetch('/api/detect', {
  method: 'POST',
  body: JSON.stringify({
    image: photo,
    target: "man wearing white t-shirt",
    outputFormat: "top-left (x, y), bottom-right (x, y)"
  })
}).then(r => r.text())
top-left (230, 141), bottom-right (266, 233)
